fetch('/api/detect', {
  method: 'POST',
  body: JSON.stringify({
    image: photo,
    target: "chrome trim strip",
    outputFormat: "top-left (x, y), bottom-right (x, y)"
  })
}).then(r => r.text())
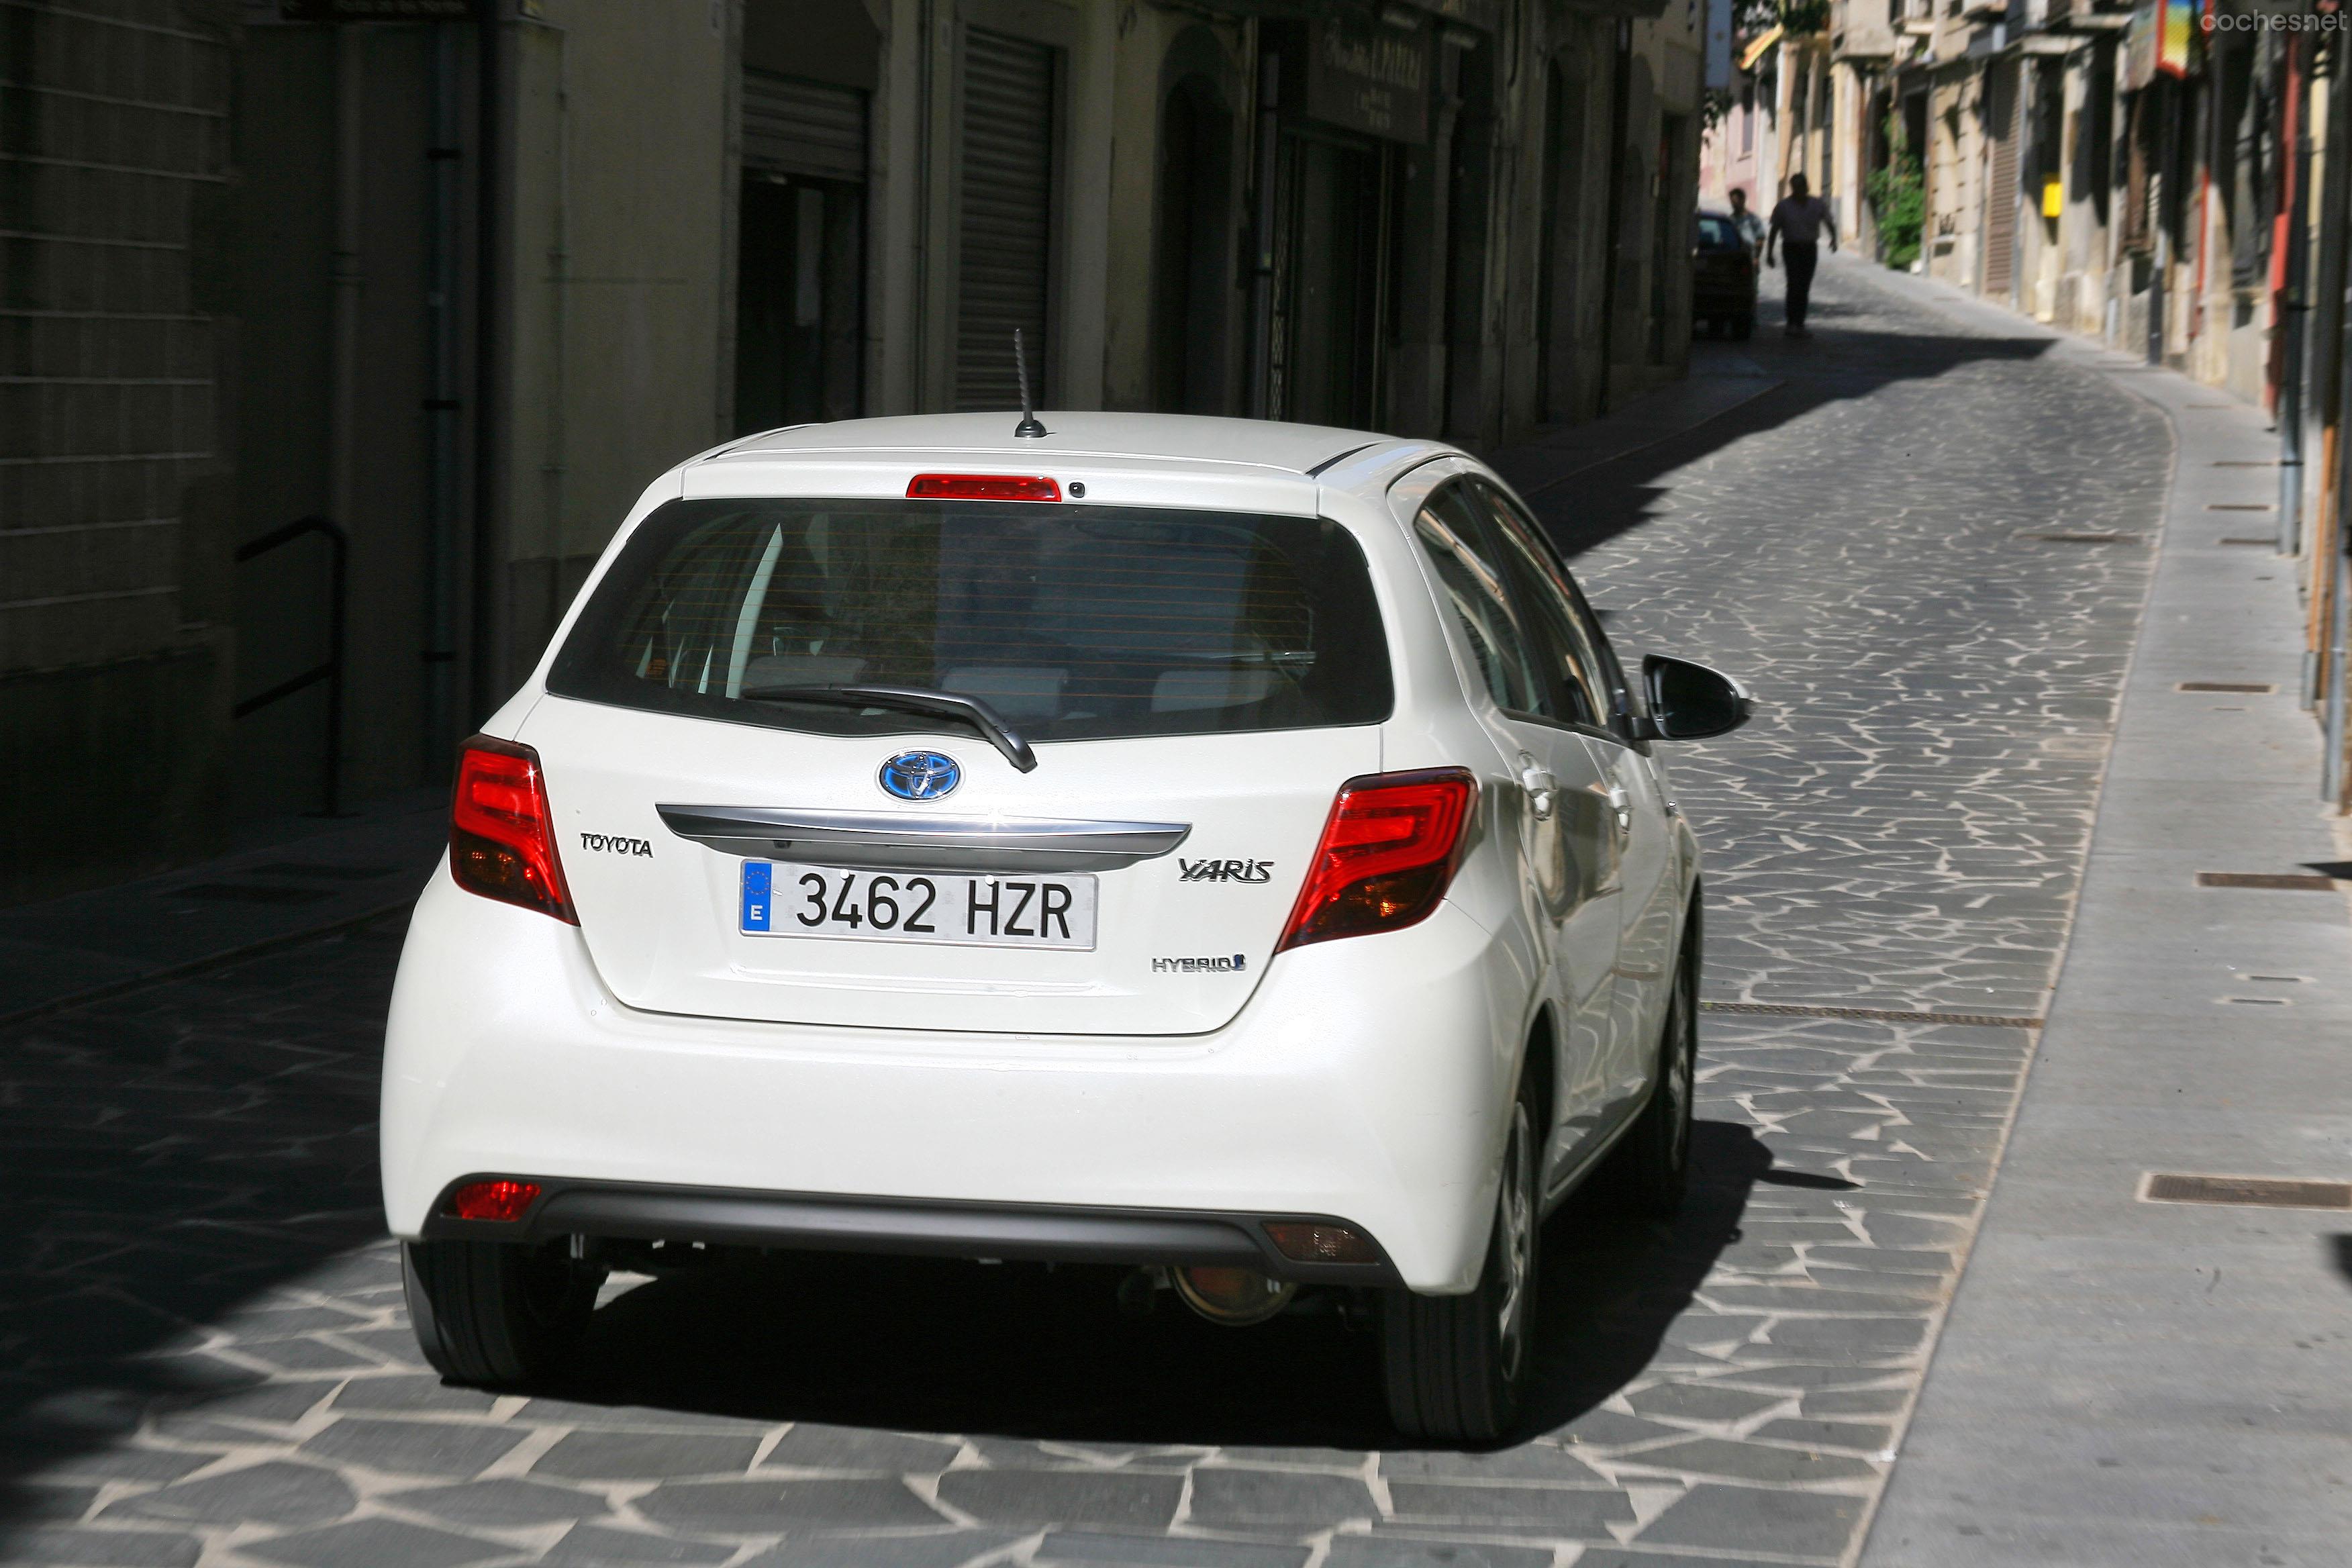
top-left (655, 805), bottom-right (1191, 873)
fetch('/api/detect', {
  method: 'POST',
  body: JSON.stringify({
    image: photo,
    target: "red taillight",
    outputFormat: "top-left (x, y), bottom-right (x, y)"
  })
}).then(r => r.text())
top-left (450, 734), bottom-right (576, 923)
top-left (444, 1179), bottom-right (541, 1222)
top-left (906, 473), bottom-right (1061, 501)
top-left (1277, 769), bottom-right (1477, 951)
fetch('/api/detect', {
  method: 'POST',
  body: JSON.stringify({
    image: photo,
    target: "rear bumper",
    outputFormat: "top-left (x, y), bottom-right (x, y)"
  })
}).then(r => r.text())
top-left (381, 868), bottom-right (1535, 1293)
top-left (422, 1177), bottom-right (1404, 1285)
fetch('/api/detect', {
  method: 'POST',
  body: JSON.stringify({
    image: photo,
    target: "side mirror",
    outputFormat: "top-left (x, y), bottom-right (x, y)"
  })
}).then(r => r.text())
top-left (1640, 654), bottom-right (1752, 740)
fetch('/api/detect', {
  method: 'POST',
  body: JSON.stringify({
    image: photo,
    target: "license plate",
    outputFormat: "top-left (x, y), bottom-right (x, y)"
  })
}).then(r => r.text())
top-left (739, 862), bottom-right (1097, 950)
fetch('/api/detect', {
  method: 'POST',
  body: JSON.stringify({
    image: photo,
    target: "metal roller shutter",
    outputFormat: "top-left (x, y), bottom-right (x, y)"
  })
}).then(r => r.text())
top-left (1983, 61), bottom-right (2020, 302)
top-left (956, 28), bottom-right (1057, 411)
top-left (744, 70), bottom-right (866, 182)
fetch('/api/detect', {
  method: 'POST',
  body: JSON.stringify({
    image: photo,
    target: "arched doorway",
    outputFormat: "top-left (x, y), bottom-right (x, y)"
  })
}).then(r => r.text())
top-left (1538, 52), bottom-right (1589, 424)
top-left (1441, 42), bottom-right (1495, 442)
top-left (1150, 73), bottom-right (1234, 413)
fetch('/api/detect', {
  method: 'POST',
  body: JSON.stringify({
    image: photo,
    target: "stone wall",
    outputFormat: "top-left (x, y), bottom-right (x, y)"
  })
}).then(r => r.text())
top-left (0, 0), bottom-right (238, 901)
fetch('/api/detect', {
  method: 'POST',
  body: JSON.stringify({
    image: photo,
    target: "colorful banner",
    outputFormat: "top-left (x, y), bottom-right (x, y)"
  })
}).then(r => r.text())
top-left (2126, 0), bottom-right (2200, 87)
top-left (2163, 0), bottom-right (2199, 72)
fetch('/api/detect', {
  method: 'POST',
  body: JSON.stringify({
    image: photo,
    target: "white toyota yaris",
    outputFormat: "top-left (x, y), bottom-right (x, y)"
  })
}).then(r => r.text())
top-left (382, 412), bottom-right (1749, 1438)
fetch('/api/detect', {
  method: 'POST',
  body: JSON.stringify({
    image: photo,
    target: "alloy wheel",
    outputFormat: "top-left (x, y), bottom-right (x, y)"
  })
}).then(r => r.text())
top-left (1495, 1100), bottom-right (1536, 1381)
top-left (1664, 964), bottom-right (1696, 1173)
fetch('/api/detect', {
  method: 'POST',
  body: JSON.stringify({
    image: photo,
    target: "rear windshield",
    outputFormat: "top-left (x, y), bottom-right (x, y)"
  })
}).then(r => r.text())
top-left (546, 498), bottom-right (1393, 743)
top-left (1696, 215), bottom-right (1743, 250)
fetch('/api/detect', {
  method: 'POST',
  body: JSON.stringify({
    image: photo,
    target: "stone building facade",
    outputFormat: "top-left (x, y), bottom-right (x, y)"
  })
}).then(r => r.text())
top-left (1, 0), bottom-right (1707, 903)
top-left (1, 2), bottom-right (240, 897)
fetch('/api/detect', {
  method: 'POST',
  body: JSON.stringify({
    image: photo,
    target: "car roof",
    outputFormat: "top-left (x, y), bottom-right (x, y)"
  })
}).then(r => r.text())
top-left (695, 413), bottom-right (1454, 500)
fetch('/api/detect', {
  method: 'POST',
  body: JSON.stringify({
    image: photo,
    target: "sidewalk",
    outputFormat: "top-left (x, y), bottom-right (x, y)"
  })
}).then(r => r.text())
top-left (0, 789), bottom-right (446, 1026)
top-left (1484, 350), bottom-right (1783, 500)
top-left (1851, 258), bottom-right (2352, 1566)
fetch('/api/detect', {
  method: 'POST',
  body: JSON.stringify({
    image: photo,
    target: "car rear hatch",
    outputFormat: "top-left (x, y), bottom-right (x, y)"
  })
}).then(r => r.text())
top-left (525, 486), bottom-right (1391, 1036)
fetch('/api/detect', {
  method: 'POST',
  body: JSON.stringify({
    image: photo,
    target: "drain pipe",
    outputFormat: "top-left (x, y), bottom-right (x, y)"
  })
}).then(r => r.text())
top-left (521, 10), bottom-right (571, 646)
top-left (422, 21), bottom-right (462, 774)
top-left (1247, 46), bottom-right (1279, 421)
top-left (2327, 520), bottom-right (2350, 807)
top-left (2329, 258), bottom-right (2352, 807)
top-left (2275, 34), bottom-right (2311, 559)
top-left (2149, 79), bottom-right (2173, 366)
top-left (2303, 29), bottom-right (2352, 713)
top-left (470, 0), bottom-right (510, 724)
top-left (326, 26), bottom-right (364, 793)
top-left (1596, 19), bottom-right (1632, 416)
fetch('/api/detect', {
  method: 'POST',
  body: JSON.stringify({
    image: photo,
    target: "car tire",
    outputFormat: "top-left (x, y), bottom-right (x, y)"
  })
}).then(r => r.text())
top-left (1381, 1071), bottom-right (1540, 1441)
top-left (403, 1237), bottom-right (603, 1385)
top-left (1604, 917), bottom-right (1700, 1218)
top-left (1731, 313), bottom-right (1755, 340)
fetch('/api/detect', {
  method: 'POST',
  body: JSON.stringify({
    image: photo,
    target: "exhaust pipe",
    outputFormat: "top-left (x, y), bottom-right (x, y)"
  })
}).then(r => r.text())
top-left (1171, 1266), bottom-right (1295, 1326)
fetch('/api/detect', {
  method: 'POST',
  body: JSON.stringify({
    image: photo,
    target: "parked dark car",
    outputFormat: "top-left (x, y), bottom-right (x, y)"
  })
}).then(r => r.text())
top-left (1693, 211), bottom-right (1757, 340)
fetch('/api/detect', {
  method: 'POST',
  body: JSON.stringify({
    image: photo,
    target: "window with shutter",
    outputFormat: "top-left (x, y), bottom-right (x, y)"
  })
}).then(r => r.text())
top-left (954, 29), bottom-right (1059, 412)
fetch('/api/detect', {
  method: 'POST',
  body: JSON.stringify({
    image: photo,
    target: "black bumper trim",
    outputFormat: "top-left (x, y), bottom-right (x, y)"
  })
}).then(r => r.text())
top-left (420, 1177), bottom-right (1404, 1286)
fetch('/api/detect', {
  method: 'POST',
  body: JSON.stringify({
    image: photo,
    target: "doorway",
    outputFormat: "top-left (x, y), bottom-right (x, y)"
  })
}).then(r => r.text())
top-left (1150, 74), bottom-right (1234, 414)
top-left (736, 66), bottom-right (867, 434)
top-left (1270, 130), bottom-right (1391, 428)
top-left (1650, 115), bottom-right (1688, 364)
top-left (1538, 53), bottom-right (1590, 424)
top-left (1442, 43), bottom-right (1496, 441)
top-left (736, 173), bottom-right (863, 432)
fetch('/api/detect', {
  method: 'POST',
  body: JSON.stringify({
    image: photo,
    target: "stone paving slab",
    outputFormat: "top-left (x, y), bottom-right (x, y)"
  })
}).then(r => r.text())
top-left (0, 260), bottom-right (2173, 1567)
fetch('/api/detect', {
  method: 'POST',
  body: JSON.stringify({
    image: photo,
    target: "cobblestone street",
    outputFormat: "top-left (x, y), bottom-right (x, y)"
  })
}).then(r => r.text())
top-left (0, 262), bottom-right (2179, 1567)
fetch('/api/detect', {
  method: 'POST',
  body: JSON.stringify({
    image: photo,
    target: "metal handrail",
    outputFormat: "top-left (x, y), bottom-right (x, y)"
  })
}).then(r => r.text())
top-left (232, 516), bottom-right (348, 816)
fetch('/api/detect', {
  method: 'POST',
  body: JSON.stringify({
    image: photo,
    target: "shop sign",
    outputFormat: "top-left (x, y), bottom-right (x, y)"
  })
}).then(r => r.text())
top-left (1418, 0), bottom-right (1503, 27)
top-left (1305, 14), bottom-right (1432, 145)
top-left (2124, 0), bottom-right (2197, 86)
top-left (281, 0), bottom-right (472, 16)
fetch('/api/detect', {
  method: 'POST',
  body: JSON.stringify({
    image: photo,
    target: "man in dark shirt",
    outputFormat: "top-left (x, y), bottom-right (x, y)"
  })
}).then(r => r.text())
top-left (1766, 172), bottom-right (1838, 338)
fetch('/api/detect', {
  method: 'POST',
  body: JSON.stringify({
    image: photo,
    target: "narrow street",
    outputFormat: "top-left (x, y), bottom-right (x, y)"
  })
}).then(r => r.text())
top-left (0, 262), bottom-right (2275, 1568)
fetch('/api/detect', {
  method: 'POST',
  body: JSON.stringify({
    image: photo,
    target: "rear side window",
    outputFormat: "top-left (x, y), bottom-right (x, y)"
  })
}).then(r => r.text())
top-left (547, 499), bottom-right (1392, 743)
top-left (1410, 484), bottom-right (1547, 714)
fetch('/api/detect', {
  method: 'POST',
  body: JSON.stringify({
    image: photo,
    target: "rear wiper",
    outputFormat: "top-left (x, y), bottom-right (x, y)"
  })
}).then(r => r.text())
top-left (738, 684), bottom-right (1038, 773)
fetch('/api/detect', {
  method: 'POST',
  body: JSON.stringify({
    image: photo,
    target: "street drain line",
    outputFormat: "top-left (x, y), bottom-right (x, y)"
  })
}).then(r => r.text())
top-left (2141, 1173), bottom-right (2352, 1210)
top-left (2196, 871), bottom-right (2345, 891)
top-left (1701, 1001), bottom-right (2043, 1028)
top-left (2019, 531), bottom-right (2140, 544)
top-left (2177, 681), bottom-right (2275, 693)
top-left (2218, 536), bottom-right (2276, 546)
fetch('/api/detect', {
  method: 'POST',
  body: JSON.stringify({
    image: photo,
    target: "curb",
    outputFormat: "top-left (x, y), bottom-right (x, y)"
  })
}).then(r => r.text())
top-left (0, 899), bottom-right (417, 1033)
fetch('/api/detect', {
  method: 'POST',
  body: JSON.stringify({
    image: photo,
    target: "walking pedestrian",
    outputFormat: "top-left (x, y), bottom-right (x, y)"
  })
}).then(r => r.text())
top-left (1766, 173), bottom-right (1837, 338)
top-left (1727, 187), bottom-right (1766, 254)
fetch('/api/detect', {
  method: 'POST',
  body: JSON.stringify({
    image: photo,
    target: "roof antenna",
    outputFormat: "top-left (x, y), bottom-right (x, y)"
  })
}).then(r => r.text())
top-left (1013, 328), bottom-right (1047, 439)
